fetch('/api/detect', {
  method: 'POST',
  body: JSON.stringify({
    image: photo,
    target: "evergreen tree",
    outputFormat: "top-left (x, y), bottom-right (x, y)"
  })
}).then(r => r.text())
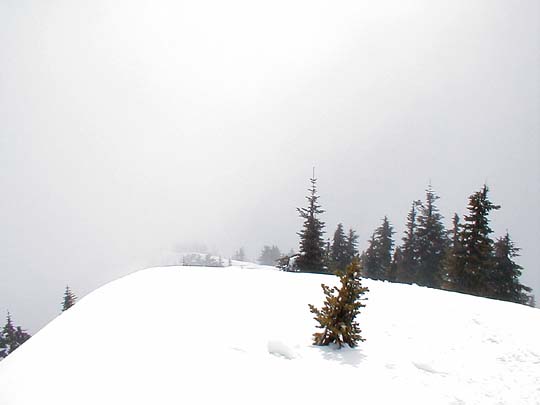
top-left (362, 235), bottom-right (377, 279)
top-left (62, 286), bottom-right (77, 312)
top-left (0, 313), bottom-right (30, 358)
top-left (232, 248), bottom-right (246, 262)
top-left (295, 175), bottom-right (326, 273)
top-left (308, 258), bottom-right (368, 348)
top-left (362, 217), bottom-right (395, 280)
top-left (415, 186), bottom-right (448, 288)
top-left (396, 201), bottom-right (421, 283)
top-left (258, 245), bottom-right (282, 266)
top-left (330, 223), bottom-right (348, 272)
top-left (388, 247), bottom-right (402, 283)
top-left (0, 313), bottom-right (16, 358)
top-left (323, 238), bottom-right (332, 272)
top-left (491, 232), bottom-right (532, 304)
top-left (345, 228), bottom-right (359, 264)
top-left (441, 213), bottom-right (463, 289)
top-left (449, 185), bottom-right (500, 296)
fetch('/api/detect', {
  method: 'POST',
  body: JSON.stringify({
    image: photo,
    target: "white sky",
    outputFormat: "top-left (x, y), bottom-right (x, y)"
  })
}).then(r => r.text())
top-left (1, 0), bottom-right (539, 332)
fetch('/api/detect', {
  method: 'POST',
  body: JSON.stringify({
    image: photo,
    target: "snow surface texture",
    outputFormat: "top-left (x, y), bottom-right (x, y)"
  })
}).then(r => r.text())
top-left (0, 265), bottom-right (539, 404)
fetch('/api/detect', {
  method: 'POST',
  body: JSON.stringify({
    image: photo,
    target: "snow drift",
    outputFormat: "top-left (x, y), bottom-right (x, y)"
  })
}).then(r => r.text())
top-left (0, 265), bottom-right (539, 404)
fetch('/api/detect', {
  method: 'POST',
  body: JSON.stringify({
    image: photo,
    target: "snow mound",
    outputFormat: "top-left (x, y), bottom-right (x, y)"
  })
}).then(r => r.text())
top-left (0, 266), bottom-right (539, 404)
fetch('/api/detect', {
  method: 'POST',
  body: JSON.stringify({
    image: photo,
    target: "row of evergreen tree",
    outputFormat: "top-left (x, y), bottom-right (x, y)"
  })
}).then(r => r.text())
top-left (286, 176), bottom-right (534, 306)
top-left (362, 185), bottom-right (534, 305)
top-left (0, 286), bottom-right (77, 359)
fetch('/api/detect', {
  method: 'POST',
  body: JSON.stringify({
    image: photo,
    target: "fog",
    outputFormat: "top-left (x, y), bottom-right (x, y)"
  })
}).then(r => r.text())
top-left (1, 0), bottom-right (539, 332)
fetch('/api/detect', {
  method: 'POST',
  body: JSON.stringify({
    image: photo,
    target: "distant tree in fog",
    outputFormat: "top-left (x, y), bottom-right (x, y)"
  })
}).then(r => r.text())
top-left (62, 286), bottom-right (77, 312)
top-left (258, 245), bottom-right (282, 265)
top-left (232, 248), bottom-right (246, 262)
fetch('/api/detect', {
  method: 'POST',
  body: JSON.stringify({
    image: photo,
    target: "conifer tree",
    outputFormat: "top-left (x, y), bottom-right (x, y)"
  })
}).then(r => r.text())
top-left (415, 186), bottom-right (448, 288)
top-left (0, 313), bottom-right (16, 358)
top-left (450, 185), bottom-right (500, 296)
top-left (491, 232), bottom-right (532, 304)
top-left (362, 235), bottom-right (377, 279)
top-left (0, 313), bottom-right (30, 358)
top-left (309, 258), bottom-right (368, 348)
top-left (345, 228), bottom-right (359, 264)
top-left (323, 238), bottom-right (332, 272)
top-left (388, 247), bottom-right (402, 282)
top-left (232, 248), bottom-right (246, 262)
top-left (441, 213), bottom-right (463, 289)
top-left (62, 286), bottom-right (77, 312)
top-left (258, 245), bottom-right (282, 266)
top-left (396, 200), bottom-right (421, 283)
top-left (295, 175), bottom-right (326, 273)
top-left (362, 217), bottom-right (394, 280)
top-left (330, 223), bottom-right (348, 272)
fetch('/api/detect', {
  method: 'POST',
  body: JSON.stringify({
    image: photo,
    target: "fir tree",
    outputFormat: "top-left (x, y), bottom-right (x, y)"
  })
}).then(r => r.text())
top-left (0, 313), bottom-right (30, 358)
top-left (308, 258), bottom-right (368, 348)
top-left (295, 175), bottom-right (326, 273)
top-left (258, 245), bottom-right (282, 266)
top-left (345, 228), bottom-right (359, 264)
top-left (0, 313), bottom-right (16, 358)
top-left (362, 234), bottom-right (377, 279)
top-left (396, 201), bottom-right (421, 283)
top-left (491, 232), bottom-right (532, 304)
top-left (62, 286), bottom-right (77, 312)
top-left (232, 248), bottom-right (246, 262)
top-left (323, 238), bottom-right (331, 271)
top-left (415, 186), bottom-right (448, 288)
top-left (450, 185), bottom-right (500, 296)
top-left (363, 217), bottom-right (395, 280)
top-left (388, 247), bottom-right (402, 283)
top-left (330, 223), bottom-right (349, 272)
top-left (441, 213), bottom-right (463, 289)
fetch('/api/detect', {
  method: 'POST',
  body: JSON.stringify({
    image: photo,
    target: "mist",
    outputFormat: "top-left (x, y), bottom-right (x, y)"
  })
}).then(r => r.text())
top-left (1, 0), bottom-right (538, 332)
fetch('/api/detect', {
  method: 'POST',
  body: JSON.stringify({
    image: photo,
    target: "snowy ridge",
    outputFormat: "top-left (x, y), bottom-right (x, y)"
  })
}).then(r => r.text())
top-left (0, 265), bottom-right (539, 404)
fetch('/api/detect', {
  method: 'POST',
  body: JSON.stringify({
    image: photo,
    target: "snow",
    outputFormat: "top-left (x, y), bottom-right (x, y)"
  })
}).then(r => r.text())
top-left (0, 264), bottom-right (539, 404)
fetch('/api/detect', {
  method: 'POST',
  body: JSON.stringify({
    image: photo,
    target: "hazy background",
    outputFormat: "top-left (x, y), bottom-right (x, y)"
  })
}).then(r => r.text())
top-left (1, 0), bottom-right (539, 333)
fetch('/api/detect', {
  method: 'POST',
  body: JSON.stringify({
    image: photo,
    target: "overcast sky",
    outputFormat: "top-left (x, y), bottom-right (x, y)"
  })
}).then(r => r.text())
top-left (1, 0), bottom-right (539, 333)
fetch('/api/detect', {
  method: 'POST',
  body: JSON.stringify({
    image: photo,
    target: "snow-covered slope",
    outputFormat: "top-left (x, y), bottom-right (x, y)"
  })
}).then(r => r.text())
top-left (0, 265), bottom-right (539, 404)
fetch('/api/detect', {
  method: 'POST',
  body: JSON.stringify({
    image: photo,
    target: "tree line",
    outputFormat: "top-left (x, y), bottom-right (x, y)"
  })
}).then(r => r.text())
top-left (282, 176), bottom-right (534, 307)
top-left (0, 286), bottom-right (77, 359)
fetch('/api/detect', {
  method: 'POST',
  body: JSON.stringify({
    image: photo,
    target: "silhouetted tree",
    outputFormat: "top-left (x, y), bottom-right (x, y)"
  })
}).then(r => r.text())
top-left (448, 185), bottom-right (500, 296)
top-left (296, 175), bottom-right (326, 273)
top-left (330, 223), bottom-right (348, 272)
top-left (363, 217), bottom-right (394, 280)
top-left (0, 313), bottom-right (30, 358)
top-left (345, 229), bottom-right (359, 263)
top-left (441, 213), bottom-right (463, 289)
top-left (396, 201), bottom-right (421, 283)
top-left (415, 186), bottom-right (448, 288)
top-left (491, 232), bottom-right (532, 304)
top-left (62, 286), bottom-right (77, 312)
